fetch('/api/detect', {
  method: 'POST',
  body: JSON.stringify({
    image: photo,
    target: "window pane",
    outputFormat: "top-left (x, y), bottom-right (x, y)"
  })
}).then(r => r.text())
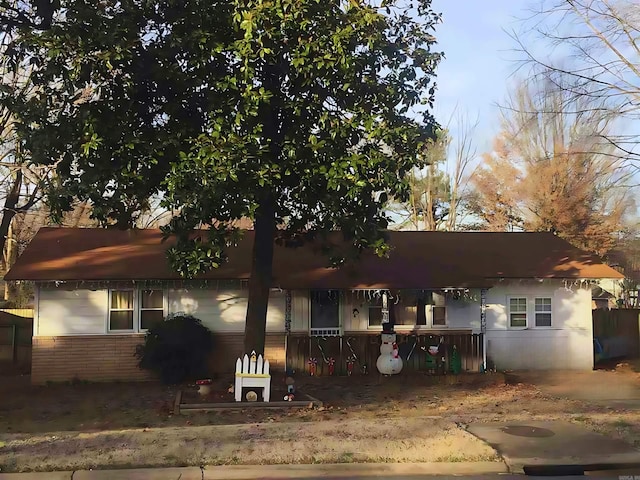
top-left (111, 290), bottom-right (133, 310)
top-left (535, 313), bottom-right (552, 327)
top-left (141, 310), bottom-right (165, 331)
top-left (310, 290), bottom-right (340, 328)
top-left (369, 307), bottom-right (382, 326)
top-left (110, 311), bottom-right (133, 330)
top-left (432, 292), bottom-right (445, 307)
top-left (535, 298), bottom-right (551, 312)
top-left (510, 298), bottom-right (526, 312)
top-left (141, 290), bottom-right (163, 309)
top-left (510, 313), bottom-right (527, 327)
top-left (433, 306), bottom-right (446, 326)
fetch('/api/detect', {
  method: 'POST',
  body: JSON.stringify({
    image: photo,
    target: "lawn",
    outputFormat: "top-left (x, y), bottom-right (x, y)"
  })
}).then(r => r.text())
top-left (0, 366), bottom-right (638, 473)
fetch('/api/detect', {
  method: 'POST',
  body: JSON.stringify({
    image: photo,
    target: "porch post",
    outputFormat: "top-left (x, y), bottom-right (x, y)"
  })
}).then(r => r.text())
top-left (284, 290), bottom-right (292, 372)
top-left (480, 288), bottom-right (487, 372)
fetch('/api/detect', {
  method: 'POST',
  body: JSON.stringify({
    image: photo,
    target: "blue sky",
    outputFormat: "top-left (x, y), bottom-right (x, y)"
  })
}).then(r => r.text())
top-left (431, 1), bottom-right (531, 151)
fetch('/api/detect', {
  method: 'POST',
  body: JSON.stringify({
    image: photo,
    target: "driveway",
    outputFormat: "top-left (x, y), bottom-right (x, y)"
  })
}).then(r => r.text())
top-left (505, 368), bottom-right (640, 409)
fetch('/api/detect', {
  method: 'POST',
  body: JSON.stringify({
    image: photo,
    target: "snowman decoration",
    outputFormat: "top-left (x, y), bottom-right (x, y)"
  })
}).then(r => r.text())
top-left (375, 291), bottom-right (403, 375)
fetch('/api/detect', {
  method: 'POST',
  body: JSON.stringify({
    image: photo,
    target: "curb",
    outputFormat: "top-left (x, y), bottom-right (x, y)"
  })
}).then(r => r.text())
top-left (522, 462), bottom-right (640, 476)
top-left (0, 461), bottom-right (509, 480)
top-left (202, 461), bottom-right (509, 478)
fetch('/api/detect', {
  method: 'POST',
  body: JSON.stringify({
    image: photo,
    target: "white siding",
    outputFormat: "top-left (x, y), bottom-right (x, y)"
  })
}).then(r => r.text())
top-left (485, 281), bottom-right (593, 370)
top-left (37, 287), bottom-right (108, 336)
top-left (168, 288), bottom-right (285, 333)
top-left (291, 290), bottom-right (309, 332)
top-left (446, 290), bottom-right (481, 331)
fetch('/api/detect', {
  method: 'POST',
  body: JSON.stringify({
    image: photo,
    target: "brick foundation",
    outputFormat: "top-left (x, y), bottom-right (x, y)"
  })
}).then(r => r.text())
top-left (31, 332), bottom-right (288, 384)
top-left (31, 335), bottom-right (152, 384)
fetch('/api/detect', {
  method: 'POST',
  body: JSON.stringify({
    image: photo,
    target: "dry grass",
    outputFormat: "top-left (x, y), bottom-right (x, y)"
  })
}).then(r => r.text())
top-left (0, 418), bottom-right (499, 473)
top-left (1, 366), bottom-right (639, 473)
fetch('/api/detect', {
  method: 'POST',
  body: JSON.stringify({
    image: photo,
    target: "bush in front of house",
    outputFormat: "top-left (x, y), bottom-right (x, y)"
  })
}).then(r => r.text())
top-left (135, 314), bottom-right (213, 384)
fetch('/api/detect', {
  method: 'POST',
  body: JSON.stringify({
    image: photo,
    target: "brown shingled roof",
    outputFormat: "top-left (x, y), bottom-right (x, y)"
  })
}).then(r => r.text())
top-left (4, 227), bottom-right (623, 288)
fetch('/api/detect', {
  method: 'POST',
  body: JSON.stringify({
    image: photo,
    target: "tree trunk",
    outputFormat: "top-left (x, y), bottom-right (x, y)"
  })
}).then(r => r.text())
top-left (0, 171), bottom-right (23, 266)
top-left (243, 197), bottom-right (276, 355)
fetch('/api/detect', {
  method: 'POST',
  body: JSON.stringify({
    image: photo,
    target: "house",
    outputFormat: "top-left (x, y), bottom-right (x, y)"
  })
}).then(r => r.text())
top-left (4, 227), bottom-right (623, 384)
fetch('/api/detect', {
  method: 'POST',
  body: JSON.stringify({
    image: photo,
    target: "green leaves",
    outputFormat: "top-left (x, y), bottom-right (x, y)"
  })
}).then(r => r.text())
top-left (3, 0), bottom-right (442, 278)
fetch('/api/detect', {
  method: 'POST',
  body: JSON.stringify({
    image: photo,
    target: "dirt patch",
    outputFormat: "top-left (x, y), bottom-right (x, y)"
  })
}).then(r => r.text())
top-left (0, 418), bottom-right (499, 473)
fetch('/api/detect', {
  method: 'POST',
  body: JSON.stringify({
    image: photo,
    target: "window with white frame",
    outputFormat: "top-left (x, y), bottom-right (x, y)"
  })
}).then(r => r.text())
top-left (534, 297), bottom-right (552, 327)
top-left (509, 297), bottom-right (527, 328)
top-left (109, 290), bottom-right (135, 331)
top-left (140, 289), bottom-right (165, 331)
top-left (109, 288), bottom-right (166, 332)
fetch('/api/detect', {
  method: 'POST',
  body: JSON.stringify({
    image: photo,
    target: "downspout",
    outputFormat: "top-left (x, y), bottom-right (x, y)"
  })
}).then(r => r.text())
top-left (480, 288), bottom-right (487, 372)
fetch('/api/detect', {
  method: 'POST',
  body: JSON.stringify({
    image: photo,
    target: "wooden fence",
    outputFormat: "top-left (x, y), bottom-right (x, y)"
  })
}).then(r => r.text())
top-left (286, 332), bottom-right (484, 376)
top-left (593, 309), bottom-right (640, 361)
top-left (0, 308), bottom-right (33, 374)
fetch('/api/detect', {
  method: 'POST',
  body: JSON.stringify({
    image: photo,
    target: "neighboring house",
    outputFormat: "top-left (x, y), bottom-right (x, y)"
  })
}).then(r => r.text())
top-left (591, 286), bottom-right (617, 310)
top-left (4, 227), bottom-right (623, 384)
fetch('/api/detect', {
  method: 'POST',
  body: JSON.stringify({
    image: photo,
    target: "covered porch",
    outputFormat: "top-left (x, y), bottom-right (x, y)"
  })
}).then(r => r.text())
top-left (285, 331), bottom-right (485, 376)
top-left (283, 286), bottom-right (488, 376)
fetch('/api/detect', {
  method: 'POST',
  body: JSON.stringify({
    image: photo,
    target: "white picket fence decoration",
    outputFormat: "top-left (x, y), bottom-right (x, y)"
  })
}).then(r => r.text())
top-left (234, 351), bottom-right (271, 402)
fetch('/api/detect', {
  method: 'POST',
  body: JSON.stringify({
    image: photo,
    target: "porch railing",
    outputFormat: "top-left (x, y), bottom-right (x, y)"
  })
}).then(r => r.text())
top-left (286, 332), bottom-right (484, 376)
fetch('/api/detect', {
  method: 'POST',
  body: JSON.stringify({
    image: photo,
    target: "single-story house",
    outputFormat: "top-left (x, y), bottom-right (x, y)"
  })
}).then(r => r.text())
top-left (5, 227), bottom-right (623, 384)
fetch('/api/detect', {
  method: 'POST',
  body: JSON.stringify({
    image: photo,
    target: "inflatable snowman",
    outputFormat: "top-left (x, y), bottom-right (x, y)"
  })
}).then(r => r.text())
top-left (376, 332), bottom-right (403, 375)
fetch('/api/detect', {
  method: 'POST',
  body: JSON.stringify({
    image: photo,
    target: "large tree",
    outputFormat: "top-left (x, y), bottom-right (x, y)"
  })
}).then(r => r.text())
top-left (468, 73), bottom-right (634, 255)
top-left (2, 0), bottom-right (442, 353)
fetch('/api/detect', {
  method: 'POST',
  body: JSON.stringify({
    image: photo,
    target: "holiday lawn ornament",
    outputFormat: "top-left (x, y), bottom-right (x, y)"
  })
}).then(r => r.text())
top-left (308, 357), bottom-right (318, 376)
top-left (421, 336), bottom-right (445, 374)
top-left (196, 378), bottom-right (212, 396)
top-left (327, 357), bottom-right (336, 375)
top-left (376, 332), bottom-right (403, 375)
top-left (449, 345), bottom-right (462, 375)
top-left (234, 350), bottom-right (271, 402)
top-left (285, 375), bottom-right (296, 394)
top-left (346, 356), bottom-right (355, 376)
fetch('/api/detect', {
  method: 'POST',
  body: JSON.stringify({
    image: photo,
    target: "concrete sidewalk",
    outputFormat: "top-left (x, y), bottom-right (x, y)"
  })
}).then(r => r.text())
top-left (467, 420), bottom-right (640, 474)
top-left (0, 462), bottom-right (508, 480)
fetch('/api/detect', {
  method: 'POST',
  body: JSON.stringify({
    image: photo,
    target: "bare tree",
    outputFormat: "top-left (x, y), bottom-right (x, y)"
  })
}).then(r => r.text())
top-left (511, 0), bottom-right (640, 163)
top-left (389, 111), bottom-right (479, 231)
top-left (469, 74), bottom-right (635, 255)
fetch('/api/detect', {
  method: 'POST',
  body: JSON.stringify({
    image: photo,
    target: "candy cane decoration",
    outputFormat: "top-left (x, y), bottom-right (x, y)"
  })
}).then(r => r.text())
top-left (317, 337), bottom-right (330, 365)
top-left (346, 337), bottom-right (358, 362)
top-left (327, 357), bottom-right (336, 375)
top-left (308, 357), bottom-right (318, 376)
top-left (346, 356), bottom-right (355, 376)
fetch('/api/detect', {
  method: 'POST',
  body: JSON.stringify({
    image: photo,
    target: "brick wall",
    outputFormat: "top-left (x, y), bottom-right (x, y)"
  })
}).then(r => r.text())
top-left (32, 332), bottom-right (288, 384)
top-left (31, 335), bottom-right (152, 384)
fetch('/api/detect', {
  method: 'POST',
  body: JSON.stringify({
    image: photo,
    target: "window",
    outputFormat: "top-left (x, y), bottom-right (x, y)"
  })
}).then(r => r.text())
top-left (368, 304), bottom-right (382, 327)
top-left (432, 292), bottom-right (446, 326)
top-left (109, 290), bottom-right (134, 331)
top-left (310, 290), bottom-right (340, 335)
top-left (509, 297), bottom-right (527, 328)
top-left (368, 291), bottom-right (428, 328)
top-left (109, 288), bottom-right (166, 333)
top-left (535, 297), bottom-right (552, 327)
top-left (140, 289), bottom-right (165, 331)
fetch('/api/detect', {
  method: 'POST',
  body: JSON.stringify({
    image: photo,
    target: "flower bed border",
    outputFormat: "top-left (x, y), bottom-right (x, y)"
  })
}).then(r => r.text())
top-left (175, 390), bottom-right (322, 414)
